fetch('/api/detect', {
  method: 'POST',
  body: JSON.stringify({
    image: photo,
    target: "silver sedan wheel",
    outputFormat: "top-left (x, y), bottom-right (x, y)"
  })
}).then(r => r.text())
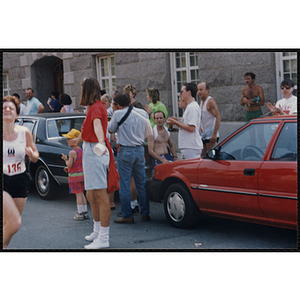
top-left (166, 191), bottom-right (186, 223)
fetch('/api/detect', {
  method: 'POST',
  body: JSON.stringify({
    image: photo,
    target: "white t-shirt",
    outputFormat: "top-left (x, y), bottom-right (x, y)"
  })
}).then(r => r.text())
top-left (178, 100), bottom-right (203, 150)
top-left (276, 95), bottom-right (297, 115)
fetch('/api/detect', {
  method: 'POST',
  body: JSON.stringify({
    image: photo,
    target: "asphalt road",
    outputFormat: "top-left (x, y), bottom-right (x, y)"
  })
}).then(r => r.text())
top-left (6, 183), bottom-right (298, 251)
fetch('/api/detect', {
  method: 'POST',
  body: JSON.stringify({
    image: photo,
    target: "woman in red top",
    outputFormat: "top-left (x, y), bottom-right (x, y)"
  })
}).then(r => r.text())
top-left (70, 77), bottom-right (111, 249)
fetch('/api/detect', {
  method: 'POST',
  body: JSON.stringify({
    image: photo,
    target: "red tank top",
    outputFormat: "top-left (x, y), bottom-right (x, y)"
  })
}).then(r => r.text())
top-left (68, 148), bottom-right (84, 183)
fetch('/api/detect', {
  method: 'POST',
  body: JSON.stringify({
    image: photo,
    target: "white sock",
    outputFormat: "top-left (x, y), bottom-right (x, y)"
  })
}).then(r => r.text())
top-left (83, 205), bottom-right (88, 212)
top-left (131, 200), bottom-right (138, 209)
top-left (96, 226), bottom-right (109, 242)
top-left (77, 205), bottom-right (84, 213)
top-left (94, 220), bottom-right (101, 233)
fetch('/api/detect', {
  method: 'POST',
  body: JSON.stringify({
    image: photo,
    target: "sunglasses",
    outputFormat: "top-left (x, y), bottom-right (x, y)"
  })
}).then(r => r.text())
top-left (281, 86), bottom-right (291, 90)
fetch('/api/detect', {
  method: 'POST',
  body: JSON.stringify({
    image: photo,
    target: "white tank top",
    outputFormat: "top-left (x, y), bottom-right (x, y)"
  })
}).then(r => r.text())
top-left (201, 96), bottom-right (219, 140)
top-left (3, 125), bottom-right (27, 176)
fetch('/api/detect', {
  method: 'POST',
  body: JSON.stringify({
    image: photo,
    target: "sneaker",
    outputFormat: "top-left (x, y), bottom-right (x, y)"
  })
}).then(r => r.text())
top-left (84, 239), bottom-right (109, 249)
top-left (83, 212), bottom-right (89, 219)
top-left (85, 231), bottom-right (99, 242)
top-left (74, 212), bottom-right (84, 221)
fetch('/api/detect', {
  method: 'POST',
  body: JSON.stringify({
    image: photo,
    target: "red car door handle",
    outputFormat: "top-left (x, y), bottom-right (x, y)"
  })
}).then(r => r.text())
top-left (244, 169), bottom-right (255, 176)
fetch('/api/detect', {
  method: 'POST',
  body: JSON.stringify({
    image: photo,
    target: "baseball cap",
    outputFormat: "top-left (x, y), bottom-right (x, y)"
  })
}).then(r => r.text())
top-left (62, 128), bottom-right (81, 139)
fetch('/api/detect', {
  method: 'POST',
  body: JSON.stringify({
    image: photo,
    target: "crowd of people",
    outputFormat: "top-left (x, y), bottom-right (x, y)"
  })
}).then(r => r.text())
top-left (3, 73), bottom-right (297, 249)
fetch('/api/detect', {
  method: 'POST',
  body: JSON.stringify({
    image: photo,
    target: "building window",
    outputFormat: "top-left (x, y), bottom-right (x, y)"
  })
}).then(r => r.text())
top-left (3, 73), bottom-right (11, 97)
top-left (170, 52), bottom-right (199, 117)
top-left (96, 55), bottom-right (116, 96)
top-left (275, 52), bottom-right (297, 99)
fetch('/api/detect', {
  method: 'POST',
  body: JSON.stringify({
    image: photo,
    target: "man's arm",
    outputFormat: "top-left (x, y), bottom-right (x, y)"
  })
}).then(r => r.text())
top-left (240, 88), bottom-right (250, 106)
top-left (37, 103), bottom-right (44, 113)
top-left (167, 137), bottom-right (178, 161)
top-left (108, 111), bottom-right (119, 133)
top-left (253, 86), bottom-right (265, 107)
top-left (167, 117), bottom-right (195, 132)
top-left (207, 98), bottom-right (221, 143)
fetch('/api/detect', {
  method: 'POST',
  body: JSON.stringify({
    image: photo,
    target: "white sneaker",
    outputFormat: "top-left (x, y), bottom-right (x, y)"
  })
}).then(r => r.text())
top-left (85, 231), bottom-right (99, 242)
top-left (84, 239), bottom-right (109, 249)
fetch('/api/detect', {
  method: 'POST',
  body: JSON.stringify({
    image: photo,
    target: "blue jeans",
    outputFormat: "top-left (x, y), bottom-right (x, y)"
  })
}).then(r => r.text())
top-left (117, 145), bottom-right (149, 218)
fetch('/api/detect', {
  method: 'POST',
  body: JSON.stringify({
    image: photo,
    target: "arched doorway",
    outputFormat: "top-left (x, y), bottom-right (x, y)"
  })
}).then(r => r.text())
top-left (31, 56), bottom-right (64, 112)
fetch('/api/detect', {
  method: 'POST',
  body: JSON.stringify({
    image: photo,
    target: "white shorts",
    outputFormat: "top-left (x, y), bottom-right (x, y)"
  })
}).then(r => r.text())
top-left (180, 148), bottom-right (201, 160)
top-left (82, 141), bottom-right (109, 190)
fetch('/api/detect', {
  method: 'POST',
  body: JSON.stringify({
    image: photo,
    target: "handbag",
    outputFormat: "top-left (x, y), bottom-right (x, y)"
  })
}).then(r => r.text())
top-left (105, 136), bottom-right (120, 194)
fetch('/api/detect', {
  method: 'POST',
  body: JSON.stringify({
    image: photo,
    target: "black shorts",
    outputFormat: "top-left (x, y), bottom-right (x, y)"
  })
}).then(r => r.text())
top-left (202, 137), bottom-right (219, 145)
top-left (3, 172), bottom-right (30, 198)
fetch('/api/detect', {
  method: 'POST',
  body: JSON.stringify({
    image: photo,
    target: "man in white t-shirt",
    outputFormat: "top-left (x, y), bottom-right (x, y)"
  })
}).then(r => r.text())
top-left (167, 83), bottom-right (203, 159)
top-left (267, 79), bottom-right (297, 115)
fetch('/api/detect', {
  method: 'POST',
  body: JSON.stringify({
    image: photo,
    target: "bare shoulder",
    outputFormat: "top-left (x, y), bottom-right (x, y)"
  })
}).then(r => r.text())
top-left (207, 97), bottom-right (217, 108)
top-left (257, 84), bottom-right (264, 91)
top-left (69, 149), bottom-right (77, 156)
top-left (19, 125), bottom-right (32, 136)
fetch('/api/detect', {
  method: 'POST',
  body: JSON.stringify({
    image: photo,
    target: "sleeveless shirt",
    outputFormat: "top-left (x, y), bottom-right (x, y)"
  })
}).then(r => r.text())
top-left (201, 96), bottom-right (219, 140)
top-left (68, 148), bottom-right (84, 183)
top-left (3, 126), bottom-right (27, 176)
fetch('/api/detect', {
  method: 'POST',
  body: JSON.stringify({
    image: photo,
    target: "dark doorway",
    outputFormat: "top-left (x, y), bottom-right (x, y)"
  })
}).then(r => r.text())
top-left (31, 56), bottom-right (64, 112)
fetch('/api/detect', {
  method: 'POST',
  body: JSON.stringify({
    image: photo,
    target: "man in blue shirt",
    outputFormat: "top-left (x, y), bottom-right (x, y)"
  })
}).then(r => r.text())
top-left (108, 91), bottom-right (150, 224)
top-left (48, 91), bottom-right (63, 112)
top-left (25, 88), bottom-right (44, 114)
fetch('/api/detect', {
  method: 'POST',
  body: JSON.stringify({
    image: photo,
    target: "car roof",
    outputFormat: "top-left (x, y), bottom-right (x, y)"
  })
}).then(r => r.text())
top-left (19, 113), bottom-right (86, 119)
top-left (249, 114), bottom-right (297, 122)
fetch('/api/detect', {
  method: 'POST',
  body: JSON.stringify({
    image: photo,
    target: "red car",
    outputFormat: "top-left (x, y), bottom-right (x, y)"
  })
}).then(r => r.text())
top-left (146, 115), bottom-right (297, 230)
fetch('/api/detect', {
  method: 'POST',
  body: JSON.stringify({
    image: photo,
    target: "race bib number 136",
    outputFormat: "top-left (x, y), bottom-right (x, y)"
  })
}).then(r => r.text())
top-left (4, 162), bottom-right (24, 175)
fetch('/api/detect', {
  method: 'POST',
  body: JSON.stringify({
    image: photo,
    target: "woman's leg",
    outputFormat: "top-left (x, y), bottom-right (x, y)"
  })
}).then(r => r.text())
top-left (84, 189), bottom-right (111, 249)
top-left (3, 191), bottom-right (26, 249)
top-left (96, 189), bottom-right (111, 227)
top-left (86, 190), bottom-right (100, 222)
top-left (86, 189), bottom-right (110, 225)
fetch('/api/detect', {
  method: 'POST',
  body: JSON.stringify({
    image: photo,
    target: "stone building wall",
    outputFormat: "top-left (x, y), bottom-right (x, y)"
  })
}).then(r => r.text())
top-left (3, 51), bottom-right (277, 120)
top-left (197, 52), bottom-right (277, 121)
top-left (114, 52), bottom-right (173, 114)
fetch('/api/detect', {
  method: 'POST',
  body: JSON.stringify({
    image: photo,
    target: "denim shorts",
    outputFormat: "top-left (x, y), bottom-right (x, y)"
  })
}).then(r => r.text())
top-left (82, 142), bottom-right (109, 190)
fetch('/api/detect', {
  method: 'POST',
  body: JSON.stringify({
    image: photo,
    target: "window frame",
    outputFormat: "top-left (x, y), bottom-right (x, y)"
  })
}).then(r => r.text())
top-left (3, 73), bottom-right (11, 97)
top-left (270, 122), bottom-right (297, 161)
top-left (96, 55), bottom-right (116, 96)
top-left (275, 52), bottom-right (297, 99)
top-left (170, 52), bottom-right (199, 117)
